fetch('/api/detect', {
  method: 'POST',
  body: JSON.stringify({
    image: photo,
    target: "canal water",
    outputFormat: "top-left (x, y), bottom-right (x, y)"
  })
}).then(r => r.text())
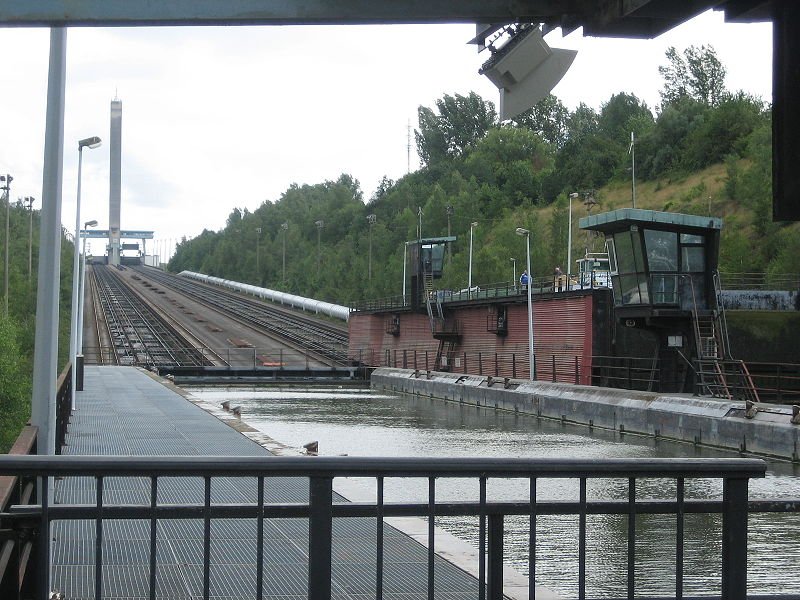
top-left (188, 385), bottom-right (800, 598)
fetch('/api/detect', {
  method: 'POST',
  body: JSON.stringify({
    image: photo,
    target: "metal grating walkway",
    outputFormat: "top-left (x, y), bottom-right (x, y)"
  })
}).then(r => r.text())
top-left (54, 366), bottom-right (483, 599)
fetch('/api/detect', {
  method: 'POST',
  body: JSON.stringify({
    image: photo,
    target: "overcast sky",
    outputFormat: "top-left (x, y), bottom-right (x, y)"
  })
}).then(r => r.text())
top-left (0, 10), bottom-right (772, 259)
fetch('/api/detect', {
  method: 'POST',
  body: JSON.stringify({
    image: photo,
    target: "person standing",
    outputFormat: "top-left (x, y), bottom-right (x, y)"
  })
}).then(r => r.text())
top-left (520, 270), bottom-right (530, 291)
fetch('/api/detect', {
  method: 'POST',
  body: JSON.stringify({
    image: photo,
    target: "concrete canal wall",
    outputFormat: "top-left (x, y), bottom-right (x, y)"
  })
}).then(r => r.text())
top-left (371, 367), bottom-right (800, 462)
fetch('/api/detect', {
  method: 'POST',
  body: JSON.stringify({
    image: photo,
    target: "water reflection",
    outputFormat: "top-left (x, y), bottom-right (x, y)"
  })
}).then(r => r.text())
top-left (189, 386), bottom-right (800, 597)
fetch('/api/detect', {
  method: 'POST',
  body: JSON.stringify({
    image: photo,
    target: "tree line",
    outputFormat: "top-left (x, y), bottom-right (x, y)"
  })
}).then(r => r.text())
top-left (170, 45), bottom-right (790, 305)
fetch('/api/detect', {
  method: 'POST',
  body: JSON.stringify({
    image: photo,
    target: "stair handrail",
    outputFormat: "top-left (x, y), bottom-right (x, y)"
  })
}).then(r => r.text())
top-left (713, 270), bottom-right (732, 359)
top-left (680, 274), bottom-right (705, 359)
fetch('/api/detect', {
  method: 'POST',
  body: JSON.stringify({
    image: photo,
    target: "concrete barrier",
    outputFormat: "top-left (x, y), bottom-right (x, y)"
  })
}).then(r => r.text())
top-left (371, 368), bottom-right (800, 462)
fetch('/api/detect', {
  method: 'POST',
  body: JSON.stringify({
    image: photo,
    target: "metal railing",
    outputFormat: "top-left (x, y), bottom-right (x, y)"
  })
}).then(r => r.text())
top-left (83, 344), bottom-right (350, 369)
top-left (0, 455), bottom-right (781, 600)
top-left (718, 271), bottom-right (800, 291)
top-left (55, 363), bottom-right (72, 454)
top-left (354, 347), bottom-right (800, 402)
top-left (0, 426), bottom-right (37, 599)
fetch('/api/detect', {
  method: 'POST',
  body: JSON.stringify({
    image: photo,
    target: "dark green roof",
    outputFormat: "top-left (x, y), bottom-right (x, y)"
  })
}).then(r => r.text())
top-left (580, 209), bottom-right (722, 233)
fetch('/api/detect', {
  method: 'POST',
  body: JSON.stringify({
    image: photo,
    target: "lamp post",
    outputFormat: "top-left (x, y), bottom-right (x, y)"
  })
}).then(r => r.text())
top-left (76, 219), bottom-right (97, 360)
top-left (25, 197), bottom-right (34, 281)
top-left (568, 192), bottom-right (579, 277)
top-left (70, 136), bottom-right (101, 409)
top-left (516, 227), bottom-right (535, 380)
top-left (255, 227), bottom-right (261, 282)
top-left (510, 257), bottom-right (516, 288)
top-left (468, 221), bottom-right (478, 289)
top-left (315, 220), bottom-right (324, 277)
top-left (445, 205), bottom-right (453, 264)
top-left (367, 214), bottom-right (376, 280)
top-left (0, 174), bottom-right (13, 317)
top-left (281, 222), bottom-right (288, 282)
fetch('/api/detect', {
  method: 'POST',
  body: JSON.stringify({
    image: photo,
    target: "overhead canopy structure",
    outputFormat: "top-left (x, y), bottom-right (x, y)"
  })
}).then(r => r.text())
top-left (0, 1), bottom-right (773, 32)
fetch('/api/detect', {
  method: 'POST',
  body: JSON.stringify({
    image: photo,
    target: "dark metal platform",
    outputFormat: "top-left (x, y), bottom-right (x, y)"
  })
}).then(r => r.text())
top-left (54, 366), bottom-right (482, 599)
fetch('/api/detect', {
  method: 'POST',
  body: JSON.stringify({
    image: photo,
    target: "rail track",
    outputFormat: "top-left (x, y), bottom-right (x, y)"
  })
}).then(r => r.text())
top-left (90, 264), bottom-right (213, 368)
top-left (131, 266), bottom-right (350, 364)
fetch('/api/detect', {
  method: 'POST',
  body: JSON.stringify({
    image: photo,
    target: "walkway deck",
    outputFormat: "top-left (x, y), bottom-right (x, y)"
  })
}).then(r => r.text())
top-left (53, 366), bottom-right (483, 599)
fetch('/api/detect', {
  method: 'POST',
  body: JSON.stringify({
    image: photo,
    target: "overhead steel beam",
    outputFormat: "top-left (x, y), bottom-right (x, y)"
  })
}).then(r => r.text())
top-left (0, 0), bottom-right (584, 27)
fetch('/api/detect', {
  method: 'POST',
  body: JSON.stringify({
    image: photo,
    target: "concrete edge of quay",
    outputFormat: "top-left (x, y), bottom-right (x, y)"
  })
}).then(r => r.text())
top-left (371, 367), bottom-right (800, 463)
top-left (142, 369), bottom-right (560, 600)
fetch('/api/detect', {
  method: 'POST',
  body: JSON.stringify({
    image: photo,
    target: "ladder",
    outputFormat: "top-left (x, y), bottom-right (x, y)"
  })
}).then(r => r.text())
top-left (434, 339), bottom-right (457, 372)
top-left (688, 272), bottom-right (759, 402)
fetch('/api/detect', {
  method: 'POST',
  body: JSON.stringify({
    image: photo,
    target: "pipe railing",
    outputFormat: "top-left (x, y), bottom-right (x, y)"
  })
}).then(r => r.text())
top-left (0, 455), bottom-right (773, 600)
top-left (353, 347), bottom-right (800, 402)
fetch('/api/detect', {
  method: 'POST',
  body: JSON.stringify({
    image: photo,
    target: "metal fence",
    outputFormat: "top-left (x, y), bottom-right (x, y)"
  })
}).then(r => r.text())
top-left (355, 347), bottom-right (800, 403)
top-left (0, 455), bottom-right (788, 600)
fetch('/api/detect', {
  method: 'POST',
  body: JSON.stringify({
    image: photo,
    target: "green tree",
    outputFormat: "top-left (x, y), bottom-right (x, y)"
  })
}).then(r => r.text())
top-left (658, 45), bottom-right (727, 108)
top-left (415, 92), bottom-right (497, 167)
top-left (512, 94), bottom-right (570, 148)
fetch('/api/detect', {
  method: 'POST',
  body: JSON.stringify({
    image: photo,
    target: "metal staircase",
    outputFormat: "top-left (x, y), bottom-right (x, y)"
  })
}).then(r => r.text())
top-left (689, 273), bottom-right (759, 402)
top-left (424, 280), bottom-right (461, 372)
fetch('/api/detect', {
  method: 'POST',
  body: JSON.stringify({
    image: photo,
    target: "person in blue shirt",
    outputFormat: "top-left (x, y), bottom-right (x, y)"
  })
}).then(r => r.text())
top-left (520, 270), bottom-right (530, 290)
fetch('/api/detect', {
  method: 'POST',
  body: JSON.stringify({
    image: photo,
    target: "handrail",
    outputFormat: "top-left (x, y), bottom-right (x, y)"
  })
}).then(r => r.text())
top-left (55, 362), bottom-right (72, 453)
top-left (0, 455), bottom-right (770, 600)
top-left (0, 425), bottom-right (37, 600)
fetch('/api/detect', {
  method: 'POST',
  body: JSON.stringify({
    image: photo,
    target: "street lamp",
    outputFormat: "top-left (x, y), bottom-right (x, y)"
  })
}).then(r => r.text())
top-left (315, 220), bottom-right (324, 277)
top-left (445, 205), bottom-right (454, 264)
top-left (510, 257), bottom-right (516, 288)
top-left (76, 219), bottom-right (98, 361)
top-left (0, 174), bottom-right (13, 317)
top-left (568, 192), bottom-right (579, 277)
top-left (255, 227), bottom-right (262, 282)
top-left (70, 136), bottom-right (101, 409)
top-left (366, 214), bottom-right (376, 280)
top-left (24, 197), bottom-right (34, 281)
top-left (468, 221), bottom-right (478, 289)
top-left (516, 227), bottom-right (535, 380)
top-left (281, 222), bottom-right (288, 282)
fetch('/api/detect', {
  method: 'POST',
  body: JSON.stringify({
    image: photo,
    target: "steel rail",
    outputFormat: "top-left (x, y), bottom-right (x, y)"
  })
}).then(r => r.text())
top-left (135, 267), bottom-right (349, 364)
top-left (92, 265), bottom-right (209, 368)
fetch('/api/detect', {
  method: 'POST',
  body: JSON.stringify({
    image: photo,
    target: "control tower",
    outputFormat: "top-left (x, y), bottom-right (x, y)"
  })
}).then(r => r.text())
top-left (108, 99), bottom-right (122, 265)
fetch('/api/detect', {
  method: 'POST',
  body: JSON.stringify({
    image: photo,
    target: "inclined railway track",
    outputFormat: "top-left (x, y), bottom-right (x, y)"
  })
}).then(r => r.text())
top-left (92, 265), bottom-right (212, 368)
top-left (132, 266), bottom-right (349, 364)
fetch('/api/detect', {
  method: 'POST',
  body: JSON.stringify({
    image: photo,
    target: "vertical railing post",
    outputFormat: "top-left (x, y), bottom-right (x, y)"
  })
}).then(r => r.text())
top-left (479, 352), bottom-right (483, 376)
top-left (487, 514), bottom-right (504, 600)
top-left (309, 476), bottom-right (333, 600)
top-left (721, 477), bottom-right (749, 600)
top-left (36, 475), bottom-right (50, 600)
top-left (403, 349), bottom-right (407, 369)
top-left (552, 355), bottom-right (556, 382)
top-left (512, 353), bottom-right (516, 379)
top-left (575, 356), bottom-right (579, 385)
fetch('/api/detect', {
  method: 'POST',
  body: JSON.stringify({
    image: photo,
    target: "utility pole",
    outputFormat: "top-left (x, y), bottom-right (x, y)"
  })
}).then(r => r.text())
top-left (407, 119), bottom-right (411, 174)
top-left (26, 197), bottom-right (34, 281)
top-left (417, 207), bottom-right (423, 241)
top-left (255, 227), bottom-right (261, 282)
top-left (366, 214), bottom-right (377, 280)
top-left (629, 131), bottom-right (636, 208)
top-left (281, 222), bottom-right (288, 282)
top-left (0, 174), bottom-right (13, 317)
top-left (315, 220), bottom-right (324, 278)
top-left (446, 205), bottom-right (453, 264)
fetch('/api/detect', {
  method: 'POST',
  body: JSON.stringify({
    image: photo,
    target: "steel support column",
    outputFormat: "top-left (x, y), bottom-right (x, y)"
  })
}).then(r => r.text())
top-left (773, 2), bottom-right (800, 220)
top-left (32, 27), bottom-right (66, 459)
